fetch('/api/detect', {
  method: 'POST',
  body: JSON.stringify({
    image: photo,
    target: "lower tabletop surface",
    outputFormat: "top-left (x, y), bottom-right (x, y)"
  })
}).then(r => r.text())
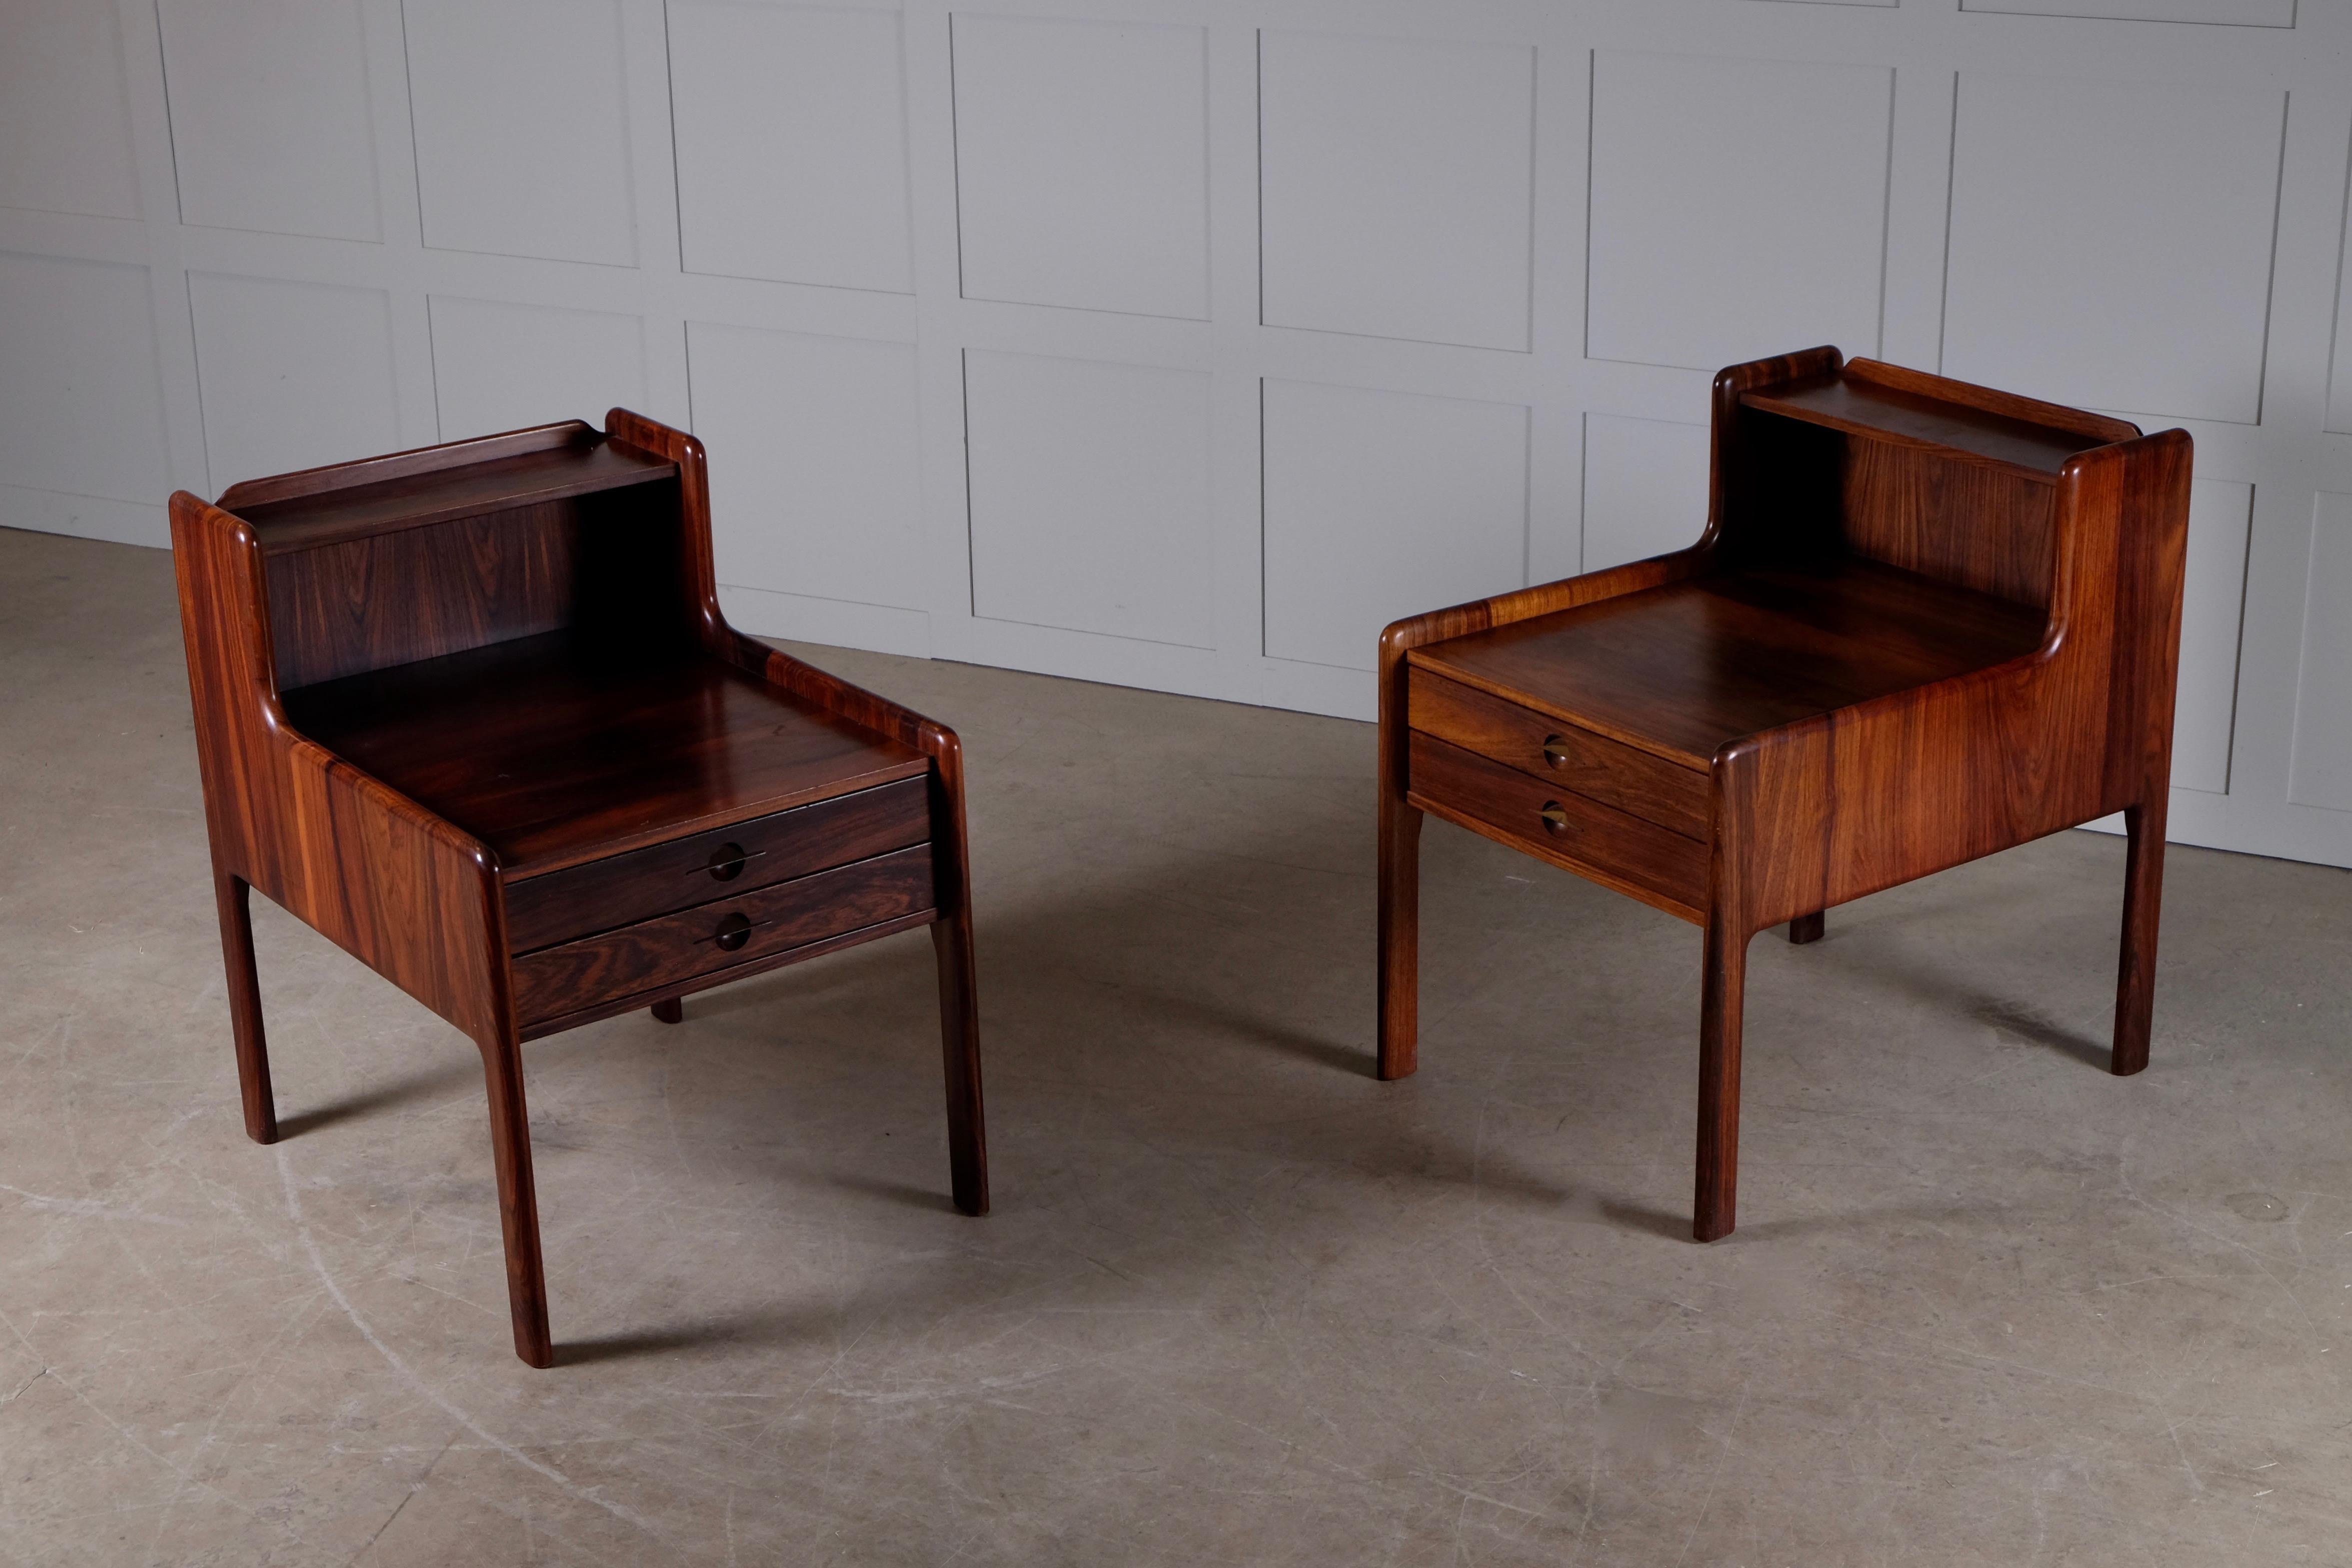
top-left (281, 629), bottom-right (930, 876)
top-left (1409, 556), bottom-right (2049, 767)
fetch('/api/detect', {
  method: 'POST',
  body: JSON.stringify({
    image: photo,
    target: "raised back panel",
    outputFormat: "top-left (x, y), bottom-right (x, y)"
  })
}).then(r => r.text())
top-left (266, 482), bottom-right (685, 690)
top-left (1840, 440), bottom-right (2056, 607)
top-left (1730, 410), bottom-right (2056, 610)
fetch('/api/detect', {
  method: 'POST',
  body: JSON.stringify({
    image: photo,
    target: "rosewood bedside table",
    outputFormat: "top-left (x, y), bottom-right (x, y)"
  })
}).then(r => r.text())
top-left (172, 411), bottom-right (985, 1367)
top-left (1378, 348), bottom-right (2190, 1242)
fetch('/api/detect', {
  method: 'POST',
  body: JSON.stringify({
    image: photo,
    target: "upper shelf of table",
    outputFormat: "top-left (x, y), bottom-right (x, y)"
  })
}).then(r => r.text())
top-left (1740, 362), bottom-right (2140, 482)
top-left (219, 423), bottom-right (679, 555)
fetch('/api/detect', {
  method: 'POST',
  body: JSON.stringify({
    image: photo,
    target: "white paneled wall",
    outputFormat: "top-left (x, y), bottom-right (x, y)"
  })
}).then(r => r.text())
top-left (1262, 379), bottom-right (1529, 669)
top-left (952, 15), bottom-right (1209, 318)
top-left (1586, 50), bottom-right (1891, 370)
top-left (965, 350), bottom-right (1215, 646)
top-left (1259, 32), bottom-right (1534, 350)
top-left (2, 0), bottom-right (2348, 868)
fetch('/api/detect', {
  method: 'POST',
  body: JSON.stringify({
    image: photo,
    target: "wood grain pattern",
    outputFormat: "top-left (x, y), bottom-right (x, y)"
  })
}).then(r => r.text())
top-left (218, 420), bottom-right (591, 512)
top-left (1408, 666), bottom-right (1709, 839)
top-left (236, 433), bottom-right (675, 554)
top-left (174, 495), bottom-right (511, 1043)
top-left (505, 776), bottom-right (930, 952)
top-left (1843, 356), bottom-right (2140, 445)
top-left (509, 846), bottom-right (935, 1024)
top-left (1411, 558), bottom-right (2047, 769)
top-left (175, 488), bottom-right (547, 1364)
top-left (1408, 732), bottom-right (1709, 918)
top-left (263, 477), bottom-right (694, 692)
top-left (1743, 372), bottom-right (2111, 479)
top-left (1836, 436), bottom-right (2058, 607)
top-left (212, 870), bottom-right (276, 1143)
top-left (606, 406), bottom-right (988, 1218)
top-left (282, 629), bottom-right (928, 877)
top-left (522, 910), bottom-right (941, 1042)
top-left (1372, 532), bottom-right (1734, 1082)
top-left (1377, 348), bottom-right (2191, 1244)
top-left (267, 498), bottom-right (579, 689)
top-left (174, 408), bottom-right (990, 1367)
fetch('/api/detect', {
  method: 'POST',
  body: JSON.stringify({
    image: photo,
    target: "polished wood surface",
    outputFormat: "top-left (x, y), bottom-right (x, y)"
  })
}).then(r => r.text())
top-left (1407, 732), bottom-right (1707, 917)
top-left (523, 909), bottom-right (942, 1044)
top-left (235, 428), bottom-right (675, 553)
top-left (1374, 540), bottom-right (1723, 1083)
top-left (263, 485), bottom-right (688, 690)
top-left (1413, 557), bottom-right (2047, 770)
top-left (510, 846), bottom-right (935, 1024)
top-left (1406, 667), bottom-right (1708, 838)
top-left (1835, 436), bottom-right (2059, 607)
top-left (1379, 346), bottom-right (2191, 1243)
top-left (283, 628), bottom-right (927, 878)
top-left (1741, 368), bottom-right (2117, 478)
top-left (605, 406), bottom-right (990, 1220)
top-left (173, 410), bottom-right (988, 1368)
top-left (504, 776), bottom-right (929, 952)
top-left (213, 871), bottom-right (277, 1143)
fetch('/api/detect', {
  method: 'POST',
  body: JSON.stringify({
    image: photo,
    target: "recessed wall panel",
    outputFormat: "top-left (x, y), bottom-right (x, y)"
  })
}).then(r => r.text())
top-left (1587, 50), bottom-right (1890, 372)
top-left (965, 352), bottom-right (1214, 648)
top-left (0, 254), bottom-right (168, 504)
top-left (158, 0), bottom-right (380, 242)
top-left (0, 0), bottom-right (142, 219)
top-left (429, 296), bottom-right (647, 444)
top-left (1260, 32), bottom-right (1533, 351)
top-left (2288, 492), bottom-right (2352, 812)
top-left (670, 4), bottom-right (912, 293)
top-left (1581, 414), bottom-right (1711, 574)
top-left (2330, 186), bottom-right (2352, 436)
top-left (1943, 73), bottom-right (2282, 424)
top-left (688, 323), bottom-right (924, 612)
top-left (406, 0), bottom-right (638, 266)
top-left (951, 16), bottom-right (1207, 320)
top-left (1263, 380), bottom-right (1527, 672)
top-left (2172, 479), bottom-right (2252, 796)
top-left (1961, 0), bottom-right (2293, 23)
top-left (188, 272), bottom-right (400, 490)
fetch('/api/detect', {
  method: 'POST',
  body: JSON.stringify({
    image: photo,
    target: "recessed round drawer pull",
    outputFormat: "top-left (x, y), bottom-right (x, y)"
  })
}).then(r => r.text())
top-left (1541, 735), bottom-right (1572, 768)
top-left (713, 912), bottom-right (755, 951)
top-left (1539, 801), bottom-right (1571, 835)
top-left (705, 842), bottom-right (762, 882)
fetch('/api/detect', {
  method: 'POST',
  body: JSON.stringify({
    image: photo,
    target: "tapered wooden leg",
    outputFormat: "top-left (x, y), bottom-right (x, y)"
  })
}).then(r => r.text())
top-left (476, 1027), bottom-right (553, 1368)
top-left (1694, 913), bottom-right (1749, 1242)
top-left (2112, 799), bottom-right (2166, 1078)
top-left (1787, 910), bottom-right (1824, 946)
top-left (931, 910), bottom-right (988, 1217)
top-left (650, 998), bottom-right (682, 1024)
top-left (1377, 795), bottom-right (1423, 1081)
top-left (213, 870), bottom-right (278, 1144)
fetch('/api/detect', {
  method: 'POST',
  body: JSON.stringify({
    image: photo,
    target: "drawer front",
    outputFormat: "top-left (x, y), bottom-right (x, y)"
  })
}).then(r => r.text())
top-left (1408, 668), bottom-right (1709, 840)
top-left (1408, 732), bottom-right (1707, 914)
top-left (504, 776), bottom-right (929, 952)
top-left (510, 845), bottom-right (935, 1024)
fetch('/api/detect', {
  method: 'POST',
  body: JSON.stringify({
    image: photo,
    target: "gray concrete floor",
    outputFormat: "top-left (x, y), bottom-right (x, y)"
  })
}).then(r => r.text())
top-left (3, 523), bottom-right (2349, 1566)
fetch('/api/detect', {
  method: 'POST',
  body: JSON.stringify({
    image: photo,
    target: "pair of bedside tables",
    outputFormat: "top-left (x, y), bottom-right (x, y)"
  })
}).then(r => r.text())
top-left (174, 351), bottom-right (2190, 1366)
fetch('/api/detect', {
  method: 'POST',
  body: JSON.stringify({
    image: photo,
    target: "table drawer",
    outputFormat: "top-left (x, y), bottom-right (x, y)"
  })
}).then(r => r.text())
top-left (504, 777), bottom-right (929, 952)
top-left (1408, 732), bottom-right (1707, 915)
top-left (1409, 668), bottom-right (1709, 840)
top-left (510, 844), bottom-right (936, 1024)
